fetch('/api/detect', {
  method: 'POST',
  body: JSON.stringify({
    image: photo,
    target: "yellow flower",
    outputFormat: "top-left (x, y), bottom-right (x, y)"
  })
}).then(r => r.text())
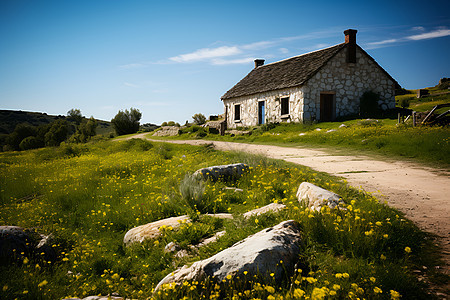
top-left (404, 246), bottom-right (412, 253)
top-left (390, 289), bottom-right (400, 299)
top-left (335, 273), bottom-right (342, 279)
top-left (38, 280), bottom-right (48, 288)
top-left (265, 285), bottom-right (275, 293)
top-left (370, 276), bottom-right (376, 283)
top-left (375, 221), bottom-right (382, 226)
top-left (226, 274), bottom-right (232, 280)
top-left (255, 219), bottom-right (259, 224)
top-left (267, 296), bottom-right (275, 300)
top-left (23, 257), bottom-right (29, 264)
top-left (342, 273), bottom-right (350, 278)
top-left (374, 286), bottom-right (383, 294)
top-left (333, 284), bottom-right (340, 290)
top-left (380, 254), bottom-right (387, 260)
top-left (293, 288), bottom-right (305, 298)
top-left (311, 287), bottom-right (326, 300)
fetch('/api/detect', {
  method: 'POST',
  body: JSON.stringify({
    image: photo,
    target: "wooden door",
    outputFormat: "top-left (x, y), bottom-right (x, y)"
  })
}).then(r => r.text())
top-left (320, 94), bottom-right (334, 122)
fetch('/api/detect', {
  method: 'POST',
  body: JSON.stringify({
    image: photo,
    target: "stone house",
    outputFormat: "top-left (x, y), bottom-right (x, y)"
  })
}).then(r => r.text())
top-left (221, 29), bottom-right (400, 128)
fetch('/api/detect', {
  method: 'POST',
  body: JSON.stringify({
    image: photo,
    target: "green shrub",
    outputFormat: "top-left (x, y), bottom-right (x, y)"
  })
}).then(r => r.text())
top-left (359, 91), bottom-right (380, 118)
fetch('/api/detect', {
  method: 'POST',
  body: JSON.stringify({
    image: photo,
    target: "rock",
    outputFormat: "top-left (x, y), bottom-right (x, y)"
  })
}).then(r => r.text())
top-left (193, 163), bottom-right (249, 182)
top-left (243, 203), bottom-right (286, 218)
top-left (165, 242), bottom-right (179, 253)
top-left (204, 213), bottom-right (234, 219)
top-left (326, 129), bottom-right (337, 133)
top-left (152, 126), bottom-right (180, 137)
top-left (339, 124), bottom-right (347, 128)
top-left (224, 186), bottom-right (244, 192)
top-left (123, 215), bottom-right (190, 245)
top-left (155, 220), bottom-right (302, 291)
top-left (196, 231), bottom-right (226, 247)
top-left (296, 182), bottom-right (343, 211)
top-left (0, 226), bottom-right (55, 264)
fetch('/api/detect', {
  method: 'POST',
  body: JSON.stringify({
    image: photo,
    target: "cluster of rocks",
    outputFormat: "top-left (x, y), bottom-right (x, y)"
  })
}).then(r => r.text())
top-left (120, 163), bottom-right (344, 292)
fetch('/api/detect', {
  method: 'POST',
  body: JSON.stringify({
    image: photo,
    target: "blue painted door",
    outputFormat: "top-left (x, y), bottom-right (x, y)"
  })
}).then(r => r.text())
top-left (258, 101), bottom-right (265, 125)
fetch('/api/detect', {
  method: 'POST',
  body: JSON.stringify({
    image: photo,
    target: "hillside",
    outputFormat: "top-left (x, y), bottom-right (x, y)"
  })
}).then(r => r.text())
top-left (0, 110), bottom-right (113, 135)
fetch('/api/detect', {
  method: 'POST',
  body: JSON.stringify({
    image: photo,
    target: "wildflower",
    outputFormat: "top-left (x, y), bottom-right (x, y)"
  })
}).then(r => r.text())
top-left (380, 254), bottom-right (387, 260)
top-left (370, 276), bottom-right (376, 283)
top-left (383, 234), bottom-right (389, 238)
top-left (265, 285), bottom-right (275, 293)
top-left (38, 280), bottom-right (48, 288)
top-left (311, 287), bottom-right (326, 299)
top-left (255, 219), bottom-right (259, 224)
top-left (376, 221), bottom-right (382, 226)
top-left (333, 284), bottom-right (340, 290)
top-left (404, 246), bottom-right (412, 253)
top-left (335, 273), bottom-right (342, 279)
top-left (306, 277), bottom-right (317, 283)
top-left (267, 296), bottom-right (275, 300)
top-left (226, 274), bottom-right (232, 280)
top-left (293, 288), bottom-right (305, 298)
top-left (374, 286), bottom-right (383, 294)
top-left (23, 290), bottom-right (29, 294)
top-left (2, 285), bottom-right (8, 291)
top-left (390, 290), bottom-right (400, 299)
top-left (23, 257), bottom-right (29, 264)
top-left (342, 273), bottom-right (350, 278)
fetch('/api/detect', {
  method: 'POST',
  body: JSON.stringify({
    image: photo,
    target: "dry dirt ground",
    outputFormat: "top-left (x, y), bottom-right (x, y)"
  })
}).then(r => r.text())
top-left (127, 134), bottom-right (450, 293)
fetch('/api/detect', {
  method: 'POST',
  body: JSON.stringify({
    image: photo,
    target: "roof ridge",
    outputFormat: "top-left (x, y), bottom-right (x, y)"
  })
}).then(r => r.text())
top-left (259, 43), bottom-right (345, 68)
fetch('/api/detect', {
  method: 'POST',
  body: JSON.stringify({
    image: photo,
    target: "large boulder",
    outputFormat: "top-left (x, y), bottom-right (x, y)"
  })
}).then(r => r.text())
top-left (193, 163), bottom-right (249, 182)
top-left (154, 220), bottom-right (302, 291)
top-left (0, 226), bottom-right (55, 264)
top-left (123, 215), bottom-right (190, 246)
top-left (296, 182), bottom-right (343, 211)
top-left (243, 203), bottom-right (286, 218)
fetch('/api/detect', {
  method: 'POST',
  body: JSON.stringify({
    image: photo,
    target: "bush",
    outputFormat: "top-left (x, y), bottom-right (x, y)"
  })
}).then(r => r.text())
top-left (111, 108), bottom-right (142, 136)
top-left (360, 91), bottom-right (380, 118)
top-left (19, 136), bottom-right (43, 150)
top-left (192, 113), bottom-right (206, 125)
top-left (398, 97), bottom-right (411, 109)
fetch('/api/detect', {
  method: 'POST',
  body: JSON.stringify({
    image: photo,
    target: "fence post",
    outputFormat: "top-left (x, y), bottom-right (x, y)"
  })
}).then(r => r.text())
top-left (398, 113), bottom-right (401, 124)
top-left (412, 111), bottom-right (416, 127)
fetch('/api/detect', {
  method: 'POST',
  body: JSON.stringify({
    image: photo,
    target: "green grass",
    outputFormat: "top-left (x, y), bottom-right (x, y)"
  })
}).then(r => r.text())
top-left (0, 139), bottom-right (443, 299)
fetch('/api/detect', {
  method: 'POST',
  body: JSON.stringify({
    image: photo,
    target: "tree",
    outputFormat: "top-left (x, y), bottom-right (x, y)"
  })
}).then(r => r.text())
top-left (67, 108), bottom-right (83, 125)
top-left (44, 119), bottom-right (69, 146)
top-left (192, 113), bottom-right (206, 125)
top-left (111, 108), bottom-right (142, 135)
top-left (70, 117), bottom-right (98, 143)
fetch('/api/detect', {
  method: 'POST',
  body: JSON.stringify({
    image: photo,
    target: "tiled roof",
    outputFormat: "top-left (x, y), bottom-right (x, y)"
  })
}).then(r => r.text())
top-left (221, 43), bottom-right (346, 100)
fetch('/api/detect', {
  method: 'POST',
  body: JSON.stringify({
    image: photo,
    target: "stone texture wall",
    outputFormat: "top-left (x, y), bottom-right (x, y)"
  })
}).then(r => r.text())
top-left (223, 47), bottom-right (396, 128)
top-left (302, 47), bottom-right (395, 121)
top-left (223, 86), bottom-right (304, 128)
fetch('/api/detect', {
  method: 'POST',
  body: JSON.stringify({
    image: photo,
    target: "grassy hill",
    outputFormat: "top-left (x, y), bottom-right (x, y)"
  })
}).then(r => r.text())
top-left (0, 110), bottom-right (113, 136)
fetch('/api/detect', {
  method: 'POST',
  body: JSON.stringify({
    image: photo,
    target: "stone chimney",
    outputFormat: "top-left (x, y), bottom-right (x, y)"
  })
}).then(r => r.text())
top-left (254, 59), bottom-right (265, 68)
top-left (344, 29), bottom-right (357, 63)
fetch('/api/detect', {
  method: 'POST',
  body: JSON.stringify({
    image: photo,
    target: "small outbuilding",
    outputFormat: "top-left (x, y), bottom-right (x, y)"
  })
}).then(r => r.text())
top-left (221, 29), bottom-right (400, 128)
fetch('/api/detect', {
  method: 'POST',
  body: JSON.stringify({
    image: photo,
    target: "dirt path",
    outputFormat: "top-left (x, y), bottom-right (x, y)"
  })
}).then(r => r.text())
top-left (126, 134), bottom-right (450, 286)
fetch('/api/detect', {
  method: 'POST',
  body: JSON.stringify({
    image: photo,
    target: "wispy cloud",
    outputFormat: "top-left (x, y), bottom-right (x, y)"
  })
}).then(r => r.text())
top-left (406, 28), bottom-right (450, 40)
top-left (365, 27), bottom-right (450, 49)
top-left (169, 46), bottom-right (241, 63)
top-left (211, 57), bottom-right (255, 65)
top-left (119, 63), bottom-right (146, 69)
top-left (123, 82), bottom-right (139, 88)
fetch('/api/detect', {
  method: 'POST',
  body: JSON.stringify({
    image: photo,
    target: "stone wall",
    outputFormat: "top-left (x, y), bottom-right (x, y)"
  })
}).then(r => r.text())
top-left (223, 47), bottom-right (396, 128)
top-left (303, 48), bottom-right (395, 121)
top-left (223, 86), bottom-right (305, 128)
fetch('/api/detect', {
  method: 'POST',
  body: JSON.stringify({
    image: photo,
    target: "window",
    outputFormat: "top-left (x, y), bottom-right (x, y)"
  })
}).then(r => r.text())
top-left (281, 97), bottom-right (289, 116)
top-left (234, 104), bottom-right (241, 121)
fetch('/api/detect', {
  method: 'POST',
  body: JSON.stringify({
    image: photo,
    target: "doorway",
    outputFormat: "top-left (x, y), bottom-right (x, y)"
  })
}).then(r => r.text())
top-left (258, 101), bottom-right (265, 125)
top-left (320, 93), bottom-right (335, 122)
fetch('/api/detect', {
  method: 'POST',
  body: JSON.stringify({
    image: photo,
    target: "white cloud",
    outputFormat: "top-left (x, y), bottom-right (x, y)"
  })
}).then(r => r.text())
top-left (211, 57), bottom-right (255, 65)
top-left (119, 63), bottom-right (145, 69)
top-left (367, 39), bottom-right (398, 47)
top-left (169, 46), bottom-right (241, 63)
top-left (411, 26), bottom-right (425, 31)
top-left (406, 29), bottom-right (450, 40)
top-left (279, 48), bottom-right (289, 54)
top-left (124, 82), bottom-right (139, 88)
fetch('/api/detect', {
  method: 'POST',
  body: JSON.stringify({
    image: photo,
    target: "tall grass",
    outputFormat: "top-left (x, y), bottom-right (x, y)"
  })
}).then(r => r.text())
top-left (0, 139), bottom-right (440, 299)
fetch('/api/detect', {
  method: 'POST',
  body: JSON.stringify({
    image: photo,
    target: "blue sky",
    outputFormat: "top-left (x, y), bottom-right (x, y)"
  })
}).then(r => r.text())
top-left (0, 0), bottom-right (449, 124)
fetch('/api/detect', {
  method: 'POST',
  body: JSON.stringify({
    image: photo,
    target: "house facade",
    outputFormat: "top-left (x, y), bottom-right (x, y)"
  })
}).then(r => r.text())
top-left (221, 29), bottom-right (399, 128)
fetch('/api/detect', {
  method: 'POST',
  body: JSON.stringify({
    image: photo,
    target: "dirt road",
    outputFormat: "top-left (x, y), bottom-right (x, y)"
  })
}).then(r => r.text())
top-left (129, 134), bottom-right (450, 279)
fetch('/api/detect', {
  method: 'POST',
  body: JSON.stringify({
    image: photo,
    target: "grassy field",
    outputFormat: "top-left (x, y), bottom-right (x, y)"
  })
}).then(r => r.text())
top-left (0, 139), bottom-right (444, 299)
top-left (152, 88), bottom-right (449, 169)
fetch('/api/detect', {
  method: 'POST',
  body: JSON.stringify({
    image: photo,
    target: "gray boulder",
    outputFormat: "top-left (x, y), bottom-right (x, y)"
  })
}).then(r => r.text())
top-left (193, 163), bottom-right (249, 182)
top-left (296, 182), bottom-right (343, 211)
top-left (154, 220), bottom-right (302, 291)
top-left (0, 226), bottom-right (55, 264)
top-left (243, 203), bottom-right (286, 218)
top-left (123, 215), bottom-right (190, 246)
